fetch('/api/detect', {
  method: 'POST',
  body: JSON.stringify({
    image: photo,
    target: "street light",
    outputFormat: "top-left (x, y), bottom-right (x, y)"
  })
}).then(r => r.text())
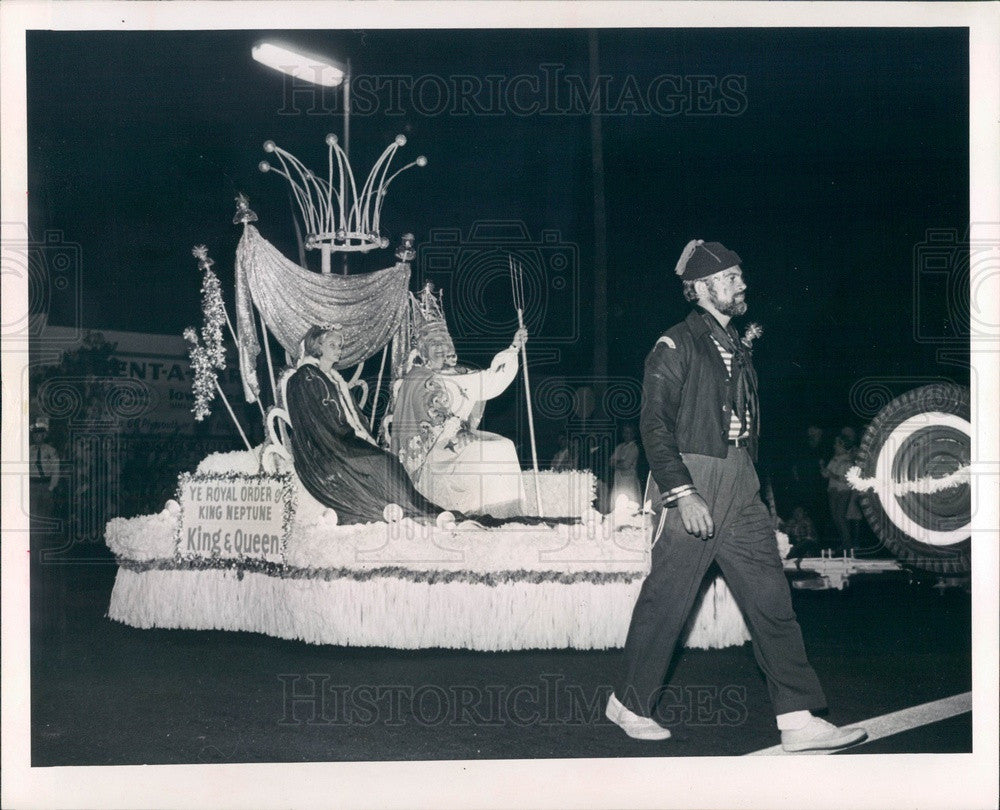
top-left (252, 40), bottom-right (353, 272)
top-left (251, 41), bottom-right (345, 86)
top-left (251, 41), bottom-right (351, 158)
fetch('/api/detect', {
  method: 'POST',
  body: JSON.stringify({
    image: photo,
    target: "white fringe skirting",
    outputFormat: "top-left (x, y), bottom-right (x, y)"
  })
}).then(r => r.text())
top-left (107, 567), bottom-right (750, 652)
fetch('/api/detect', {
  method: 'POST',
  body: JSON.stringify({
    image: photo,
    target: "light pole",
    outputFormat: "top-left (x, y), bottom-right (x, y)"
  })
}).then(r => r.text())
top-left (251, 41), bottom-right (351, 273)
top-left (588, 30), bottom-right (608, 383)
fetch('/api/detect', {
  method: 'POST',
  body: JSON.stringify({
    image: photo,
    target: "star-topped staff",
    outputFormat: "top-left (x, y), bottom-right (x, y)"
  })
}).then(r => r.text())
top-left (510, 256), bottom-right (543, 517)
top-left (192, 244), bottom-right (214, 270)
top-left (183, 245), bottom-right (253, 453)
top-left (232, 192), bottom-right (258, 225)
top-left (190, 243), bottom-right (264, 425)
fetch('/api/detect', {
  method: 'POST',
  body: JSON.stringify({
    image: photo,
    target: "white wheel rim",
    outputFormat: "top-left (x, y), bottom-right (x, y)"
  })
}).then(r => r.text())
top-left (873, 411), bottom-right (971, 546)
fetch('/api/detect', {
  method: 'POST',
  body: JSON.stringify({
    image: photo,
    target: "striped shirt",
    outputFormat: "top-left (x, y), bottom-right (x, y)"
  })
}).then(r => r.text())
top-left (709, 334), bottom-right (749, 440)
top-left (658, 331), bottom-right (750, 508)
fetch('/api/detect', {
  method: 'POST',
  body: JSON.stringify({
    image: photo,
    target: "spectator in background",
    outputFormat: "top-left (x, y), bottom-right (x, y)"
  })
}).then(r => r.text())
top-left (781, 506), bottom-right (821, 569)
top-left (568, 384), bottom-right (613, 512)
top-left (839, 426), bottom-right (863, 546)
top-left (839, 425), bottom-right (858, 447)
top-left (29, 419), bottom-right (61, 526)
top-left (822, 433), bottom-right (857, 549)
top-left (789, 424), bottom-right (829, 534)
top-left (609, 423), bottom-right (642, 509)
top-left (846, 488), bottom-right (864, 548)
top-left (550, 433), bottom-right (573, 471)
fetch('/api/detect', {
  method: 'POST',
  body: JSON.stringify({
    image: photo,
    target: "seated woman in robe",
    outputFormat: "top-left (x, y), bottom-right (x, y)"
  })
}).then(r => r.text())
top-left (390, 286), bottom-right (528, 518)
top-left (283, 325), bottom-right (447, 525)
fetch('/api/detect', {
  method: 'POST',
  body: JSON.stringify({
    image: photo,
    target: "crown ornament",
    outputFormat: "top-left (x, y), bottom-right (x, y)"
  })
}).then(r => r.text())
top-left (409, 281), bottom-right (451, 344)
top-left (258, 134), bottom-right (427, 253)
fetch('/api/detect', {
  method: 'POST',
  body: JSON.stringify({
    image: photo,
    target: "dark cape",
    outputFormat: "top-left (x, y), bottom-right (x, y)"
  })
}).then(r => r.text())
top-left (284, 362), bottom-right (444, 525)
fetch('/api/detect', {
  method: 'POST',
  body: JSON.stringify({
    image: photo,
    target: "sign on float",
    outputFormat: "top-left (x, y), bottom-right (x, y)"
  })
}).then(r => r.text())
top-left (175, 472), bottom-right (292, 565)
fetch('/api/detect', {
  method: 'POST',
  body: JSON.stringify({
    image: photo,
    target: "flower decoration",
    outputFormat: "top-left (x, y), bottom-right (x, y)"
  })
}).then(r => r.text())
top-left (191, 244), bottom-right (214, 271)
top-left (116, 556), bottom-right (646, 587)
top-left (741, 322), bottom-right (764, 350)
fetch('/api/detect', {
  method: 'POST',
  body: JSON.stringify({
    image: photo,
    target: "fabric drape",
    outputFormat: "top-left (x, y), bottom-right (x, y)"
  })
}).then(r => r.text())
top-left (235, 224), bottom-right (411, 402)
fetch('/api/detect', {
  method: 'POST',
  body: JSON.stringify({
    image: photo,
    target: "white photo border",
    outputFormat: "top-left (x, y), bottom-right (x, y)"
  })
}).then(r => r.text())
top-left (2, 3), bottom-right (997, 809)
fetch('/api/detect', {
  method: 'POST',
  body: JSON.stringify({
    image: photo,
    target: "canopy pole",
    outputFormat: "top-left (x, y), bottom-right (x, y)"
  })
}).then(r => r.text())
top-left (224, 306), bottom-right (266, 425)
top-left (290, 191), bottom-right (308, 269)
top-left (214, 378), bottom-right (253, 452)
top-left (369, 343), bottom-right (389, 432)
top-left (260, 312), bottom-right (278, 407)
top-left (252, 305), bottom-right (287, 449)
top-left (509, 256), bottom-right (543, 517)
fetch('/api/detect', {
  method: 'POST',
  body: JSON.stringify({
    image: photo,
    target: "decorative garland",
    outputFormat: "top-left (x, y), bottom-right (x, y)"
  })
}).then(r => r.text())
top-left (183, 246), bottom-right (229, 421)
top-left (183, 327), bottom-right (217, 421)
top-left (846, 464), bottom-right (971, 497)
top-left (115, 554), bottom-right (646, 586)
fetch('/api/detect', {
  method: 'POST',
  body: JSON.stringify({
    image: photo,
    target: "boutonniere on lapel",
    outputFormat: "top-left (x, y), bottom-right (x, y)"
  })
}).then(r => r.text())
top-left (741, 323), bottom-right (764, 351)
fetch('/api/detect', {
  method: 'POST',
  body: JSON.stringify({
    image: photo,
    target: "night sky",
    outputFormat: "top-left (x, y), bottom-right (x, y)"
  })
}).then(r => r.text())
top-left (27, 27), bottom-right (970, 460)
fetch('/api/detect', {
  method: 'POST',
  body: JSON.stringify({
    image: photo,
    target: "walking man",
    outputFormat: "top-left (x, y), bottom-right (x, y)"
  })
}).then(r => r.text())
top-left (606, 239), bottom-right (867, 752)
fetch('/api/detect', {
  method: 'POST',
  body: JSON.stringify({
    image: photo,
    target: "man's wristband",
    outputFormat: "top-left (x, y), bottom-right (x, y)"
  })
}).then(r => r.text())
top-left (661, 484), bottom-right (697, 507)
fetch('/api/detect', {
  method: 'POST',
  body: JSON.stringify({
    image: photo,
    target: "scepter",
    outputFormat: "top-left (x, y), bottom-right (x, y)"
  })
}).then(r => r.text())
top-left (510, 257), bottom-right (544, 517)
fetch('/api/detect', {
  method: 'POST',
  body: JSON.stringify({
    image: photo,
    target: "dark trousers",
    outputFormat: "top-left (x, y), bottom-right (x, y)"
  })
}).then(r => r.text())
top-left (617, 447), bottom-right (827, 718)
top-left (828, 488), bottom-right (853, 548)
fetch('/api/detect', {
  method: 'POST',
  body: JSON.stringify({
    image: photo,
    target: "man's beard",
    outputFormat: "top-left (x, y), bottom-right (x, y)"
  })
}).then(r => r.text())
top-left (708, 286), bottom-right (748, 317)
top-left (722, 298), bottom-right (748, 317)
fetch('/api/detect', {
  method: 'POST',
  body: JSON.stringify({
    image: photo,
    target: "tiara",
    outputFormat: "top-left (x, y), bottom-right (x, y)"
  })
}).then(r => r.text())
top-left (259, 134), bottom-right (427, 254)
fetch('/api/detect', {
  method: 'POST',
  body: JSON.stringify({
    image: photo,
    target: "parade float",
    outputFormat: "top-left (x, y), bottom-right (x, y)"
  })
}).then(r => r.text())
top-left (105, 134), bottom-right (752, 651)
top-left (787, 383), bottom-right (971, 591)
top-left (847, 383), bottom-right (971, 577)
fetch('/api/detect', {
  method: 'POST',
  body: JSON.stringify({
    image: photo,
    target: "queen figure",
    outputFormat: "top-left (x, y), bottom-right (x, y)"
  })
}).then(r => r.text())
top-left (390, 284), bottom-right (528, 518)
top-left (283, 324), bottom-right (447, 524)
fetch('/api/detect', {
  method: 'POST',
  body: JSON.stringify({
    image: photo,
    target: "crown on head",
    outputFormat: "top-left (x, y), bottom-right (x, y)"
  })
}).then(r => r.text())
top-left (410, 282), bottom-right (451, 345)
top-left (259, 134), bottom-right (427, 253)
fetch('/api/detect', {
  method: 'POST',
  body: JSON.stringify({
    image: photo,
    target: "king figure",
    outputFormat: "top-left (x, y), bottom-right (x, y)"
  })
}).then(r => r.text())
top-left (390, 284), bottom-right (528, 518)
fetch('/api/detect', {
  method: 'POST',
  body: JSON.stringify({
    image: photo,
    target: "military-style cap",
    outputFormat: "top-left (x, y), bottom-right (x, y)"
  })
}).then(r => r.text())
top-left (675, 239), bottom-right (742, 281)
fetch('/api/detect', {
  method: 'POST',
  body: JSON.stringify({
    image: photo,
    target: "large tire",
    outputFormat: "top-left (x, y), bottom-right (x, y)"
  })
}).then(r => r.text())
top-left (855, 384), bottom-right (970, 574)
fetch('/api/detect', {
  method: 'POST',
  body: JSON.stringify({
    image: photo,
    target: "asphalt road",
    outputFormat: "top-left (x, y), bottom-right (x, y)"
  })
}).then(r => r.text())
top-left (30, 541), bottom-right (971, 765)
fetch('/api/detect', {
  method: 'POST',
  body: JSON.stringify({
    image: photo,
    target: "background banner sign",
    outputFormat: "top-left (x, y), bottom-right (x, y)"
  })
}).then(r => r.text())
top-left (38, 326), bottom-right (247, 436)
top-left (175, 472), bottom-right (293, 565)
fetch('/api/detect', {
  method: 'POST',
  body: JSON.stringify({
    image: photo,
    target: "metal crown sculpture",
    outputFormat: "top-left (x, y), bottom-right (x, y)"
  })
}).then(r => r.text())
top-left (258, 134), bottom-right (427, 253)
top-left (410, 282), bottom-right (451, 345)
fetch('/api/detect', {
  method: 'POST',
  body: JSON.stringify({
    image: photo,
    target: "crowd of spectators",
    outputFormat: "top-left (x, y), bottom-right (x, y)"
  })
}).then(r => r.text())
top-left (777, 423), bottom-right (874, 560)
top-left (29, 419), bottom-right (238, 548)
top-left (543, 412), bottom-right (877, 558)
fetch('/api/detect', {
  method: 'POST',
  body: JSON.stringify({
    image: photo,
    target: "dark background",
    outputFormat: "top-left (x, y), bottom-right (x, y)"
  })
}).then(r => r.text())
top-left (27, 27), bottom-right (970, 471)
top-left (24, 26), bottom-right (976, 771)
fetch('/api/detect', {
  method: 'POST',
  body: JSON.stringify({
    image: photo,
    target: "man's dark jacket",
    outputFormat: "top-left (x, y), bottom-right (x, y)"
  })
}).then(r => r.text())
top-left (640, 308), bottom-right (760, 498)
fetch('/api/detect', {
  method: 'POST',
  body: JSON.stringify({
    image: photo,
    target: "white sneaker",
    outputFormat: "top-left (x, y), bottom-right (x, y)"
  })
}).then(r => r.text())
top-left (605, 693), bottom-right (672, 740)
top-left (781, 716), bottom-right (867, 752)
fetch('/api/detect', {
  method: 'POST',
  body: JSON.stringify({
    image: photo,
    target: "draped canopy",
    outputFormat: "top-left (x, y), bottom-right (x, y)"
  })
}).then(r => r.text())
top-left (235, 224), bottom-right (411, 403)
